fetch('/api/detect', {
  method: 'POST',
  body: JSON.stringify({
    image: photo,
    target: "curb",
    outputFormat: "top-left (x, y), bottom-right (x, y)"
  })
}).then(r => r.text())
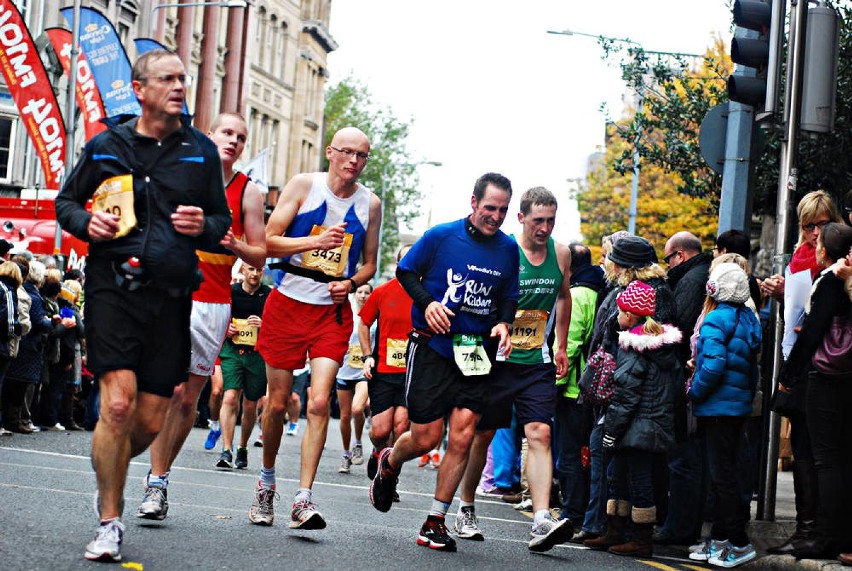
top-left (746, 554), bottom-right (846, 570)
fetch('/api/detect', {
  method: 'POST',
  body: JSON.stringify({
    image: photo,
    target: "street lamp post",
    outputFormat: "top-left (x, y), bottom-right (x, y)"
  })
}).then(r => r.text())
top-left (149, 0), bottom-right (247, 37)
top-left (548, 29), bottom-right (700, 234)
top-left (375, 160), bottom-right (442, 283)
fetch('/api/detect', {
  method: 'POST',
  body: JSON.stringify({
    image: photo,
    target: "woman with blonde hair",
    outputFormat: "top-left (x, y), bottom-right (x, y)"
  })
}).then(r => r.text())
top-left (763, 190), bottom-right (843, 556)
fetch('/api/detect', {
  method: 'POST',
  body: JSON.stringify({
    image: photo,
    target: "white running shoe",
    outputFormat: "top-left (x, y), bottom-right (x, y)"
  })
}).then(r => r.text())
top-left (452, 507), bottom-right (484, 541)
top-left (84, 519), bottom-right (125, 562)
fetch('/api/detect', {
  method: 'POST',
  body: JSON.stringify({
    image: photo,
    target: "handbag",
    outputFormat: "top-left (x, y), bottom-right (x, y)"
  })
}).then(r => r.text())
top-left (579, 347), bottom-right (617, 404)
top-left (770, 385), bottom-right (805, 418)
top-left (812, 313), bottom-right (852, 377)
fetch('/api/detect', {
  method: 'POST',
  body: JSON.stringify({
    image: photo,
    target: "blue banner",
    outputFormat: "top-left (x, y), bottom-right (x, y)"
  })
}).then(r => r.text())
top-left (133, 38), bottom-right (188, 114)
top-left (61, 7), bottom-right (141, 117)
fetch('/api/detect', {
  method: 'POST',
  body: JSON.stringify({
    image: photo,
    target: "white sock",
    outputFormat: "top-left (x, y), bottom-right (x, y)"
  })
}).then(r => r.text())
top-left (210, 420), bottom-right (220, 431)
top-left (533, 509), bottom-right (551, 526)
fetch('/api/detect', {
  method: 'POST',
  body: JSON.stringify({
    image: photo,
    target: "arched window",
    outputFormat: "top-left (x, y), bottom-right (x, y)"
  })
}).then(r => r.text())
top-left (278, 21), bottom-right (288, 78)
top-left (255, 7), bottom-right (267, 69)
top-left (267, 14), bottom-right (277, 73)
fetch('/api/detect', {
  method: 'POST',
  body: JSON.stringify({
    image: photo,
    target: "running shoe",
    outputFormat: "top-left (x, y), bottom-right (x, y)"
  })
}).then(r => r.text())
top-left (392, 490), bottom-right (400, 503)
top-left (529, 516), bottom-right (573, 552)
top-left (253, 432), bottom-right (264, 447)
top-left (136, 479), bottom-right (168, 521)
top-left (339, 454), bottom-right (352, 474)
top-left (216, 449), bottom-right (234, 469)
top-left (418, 453), bottom-right (430, 468)
top-left (514, 498), bottom-right (533, 511)
top-left (689, 538), bottom-right (732, 562)
top-left (429, 452), bottom-right (441, 469)
top-left (367, 448), bottom-right (380, 480)
top-left (452, 507), bottom-right (484, 541)
top-left (84, 519), bottom-right (125, 562)
top-left (369, 447), bottom-right (399, 513)
top-left (289, 499), bottom-right (327, 529)
top-left (351, 443), bottom-right (364, 465)
top-left (286, 422), bottom-right (299, 436)
top-left (44, 422), bottom-right (66, 431)
top-left (708, 544), bottom-right (757, 568)
top-left (235, 447), bottom-right (248, 469)
top-left (417, 516), bottom-right (457, 551)
top-left (204, 427), bottom-right (221, 450)
top-left (248, 483), bottom-right (277, 526)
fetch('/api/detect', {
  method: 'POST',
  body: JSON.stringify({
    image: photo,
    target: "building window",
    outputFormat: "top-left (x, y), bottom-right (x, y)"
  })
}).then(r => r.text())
top-left (278, 21), bottom-right (288, 78)
top-left (256, 7), bottom-right (267, 69)
top-left (0, 117), bottom-right (14, 181)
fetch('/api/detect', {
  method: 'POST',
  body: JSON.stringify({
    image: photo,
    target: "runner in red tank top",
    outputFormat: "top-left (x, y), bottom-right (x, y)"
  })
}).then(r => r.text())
top-left (137, 113), bottom-right (267, 521)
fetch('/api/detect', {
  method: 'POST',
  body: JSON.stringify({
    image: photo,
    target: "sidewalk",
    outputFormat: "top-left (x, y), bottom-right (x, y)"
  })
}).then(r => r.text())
top-left (743, 470), bottom-right (846, 569)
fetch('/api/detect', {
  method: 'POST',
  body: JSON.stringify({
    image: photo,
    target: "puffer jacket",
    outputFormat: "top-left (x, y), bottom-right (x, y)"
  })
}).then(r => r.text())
top-left (604, 323), bottom-right (682, 453)
top-left (689, 303), bottom-right (762, 417)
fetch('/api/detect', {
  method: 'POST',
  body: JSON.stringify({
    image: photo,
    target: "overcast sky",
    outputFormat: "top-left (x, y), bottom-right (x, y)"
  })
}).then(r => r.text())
top-left (327, 1), bottom-right (733, 243)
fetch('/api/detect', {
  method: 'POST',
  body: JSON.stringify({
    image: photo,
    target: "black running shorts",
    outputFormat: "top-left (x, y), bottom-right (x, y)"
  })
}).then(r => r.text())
top-left (404, 340), bottom-right (488, 424)
top-left (84, 260), bottom-right (192, 398)
top-left (477, 361), bottom-right (557, 430)
top-left (368, 372), bottom-right (406, 417)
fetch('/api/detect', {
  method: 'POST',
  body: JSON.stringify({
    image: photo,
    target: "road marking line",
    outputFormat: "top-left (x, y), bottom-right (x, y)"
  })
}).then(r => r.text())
top-left (637, 560), bottom-right (680, 571)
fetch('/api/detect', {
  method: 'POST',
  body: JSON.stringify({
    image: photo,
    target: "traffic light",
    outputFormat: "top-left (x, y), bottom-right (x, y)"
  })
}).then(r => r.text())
top-left (727, 0), bottom-right (783, 121)
top-left (800, 5), bottom-right (840, 133)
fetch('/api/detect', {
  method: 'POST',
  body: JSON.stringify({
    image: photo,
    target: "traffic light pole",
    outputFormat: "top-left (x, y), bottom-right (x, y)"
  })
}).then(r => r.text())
top-left (761, 0), bottom-right (808, 523)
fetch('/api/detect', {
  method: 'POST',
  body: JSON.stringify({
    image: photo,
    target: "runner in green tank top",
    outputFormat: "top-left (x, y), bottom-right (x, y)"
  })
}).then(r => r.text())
top-left (508, 236), bottom-right (564, 366)
top-left (454, 186), bottom-right (574, 552)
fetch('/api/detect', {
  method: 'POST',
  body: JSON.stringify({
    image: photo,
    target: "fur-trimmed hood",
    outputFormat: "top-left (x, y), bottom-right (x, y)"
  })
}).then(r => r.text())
top-left (618, 323), bottom-right (683, 353)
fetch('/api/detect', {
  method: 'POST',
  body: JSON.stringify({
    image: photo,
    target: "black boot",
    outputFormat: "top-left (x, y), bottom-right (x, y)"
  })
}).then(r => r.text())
top-left (767, 459), bottom-right (818, 555)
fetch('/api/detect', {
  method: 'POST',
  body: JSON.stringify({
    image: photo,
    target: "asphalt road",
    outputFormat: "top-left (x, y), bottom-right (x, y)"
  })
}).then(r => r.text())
top-left (1, 420), bottom-right (709, 571)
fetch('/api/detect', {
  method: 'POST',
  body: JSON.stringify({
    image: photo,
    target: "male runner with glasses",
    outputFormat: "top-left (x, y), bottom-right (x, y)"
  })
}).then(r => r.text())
top-left (248, 127), bottom-right (381, 530)
top-left (56, 49), bottom-right (231, 562)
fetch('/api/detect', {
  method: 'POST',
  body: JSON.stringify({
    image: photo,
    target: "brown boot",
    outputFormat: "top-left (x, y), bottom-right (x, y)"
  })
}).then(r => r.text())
top-left (609, 507), bottom-right (655, 558)
top-left (584, 500), bottom-right (629, 551)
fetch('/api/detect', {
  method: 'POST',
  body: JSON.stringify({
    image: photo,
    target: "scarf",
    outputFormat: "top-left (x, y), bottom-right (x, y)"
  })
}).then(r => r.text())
top-left (789, 242), bottom-right (821, 280)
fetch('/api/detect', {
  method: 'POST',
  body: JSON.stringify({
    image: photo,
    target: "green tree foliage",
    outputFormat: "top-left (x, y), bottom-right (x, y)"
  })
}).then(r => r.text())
top-left (607, 2), bottom-right (852, 216)
top-left (324, 76), bottom-right (421, 276)
top-left (573, 123), bottom-right (718, 261)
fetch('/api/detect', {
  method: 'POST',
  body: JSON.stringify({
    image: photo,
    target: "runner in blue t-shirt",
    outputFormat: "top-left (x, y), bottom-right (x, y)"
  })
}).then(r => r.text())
top-left (368, 172), bottom-right (520, 553)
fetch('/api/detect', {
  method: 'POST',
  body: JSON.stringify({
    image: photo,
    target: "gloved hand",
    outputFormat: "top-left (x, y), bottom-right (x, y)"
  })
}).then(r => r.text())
top-left (602, 433), bottom-right (616, 450)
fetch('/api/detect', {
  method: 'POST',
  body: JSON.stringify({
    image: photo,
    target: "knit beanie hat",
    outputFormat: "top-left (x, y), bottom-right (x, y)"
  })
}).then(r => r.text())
top-left (608, 236), bottom-right (658, 268)
top-left (706, 262), bottom-right (750, 304)
top-left (617, 280), bottom-right (656, 317)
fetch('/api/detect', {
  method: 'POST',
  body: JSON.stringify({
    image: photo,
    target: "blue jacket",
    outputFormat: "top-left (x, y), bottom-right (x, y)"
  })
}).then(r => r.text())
top-left (689, 303), bottom-right (761, 417)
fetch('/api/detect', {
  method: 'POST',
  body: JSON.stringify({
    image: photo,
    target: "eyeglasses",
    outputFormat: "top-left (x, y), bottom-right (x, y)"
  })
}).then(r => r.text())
top-left (802, 220), bottom-right (830, 232)
top-left (140, 74), bottom-right (193, 87)
top-left (329, 145), bottom-right (369, 161)
top-left (663, 250), bottom-right (681, 265)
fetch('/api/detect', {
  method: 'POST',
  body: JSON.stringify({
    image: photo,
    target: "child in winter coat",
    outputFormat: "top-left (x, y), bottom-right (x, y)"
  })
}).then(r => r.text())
top-left (585, 280), bottom-right (682, 558)
top-left (688, 263), bottom-right (762, 568)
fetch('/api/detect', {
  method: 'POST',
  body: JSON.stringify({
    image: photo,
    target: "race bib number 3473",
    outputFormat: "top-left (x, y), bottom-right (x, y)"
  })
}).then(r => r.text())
top-left (302, 224), bottom-right (353, 277)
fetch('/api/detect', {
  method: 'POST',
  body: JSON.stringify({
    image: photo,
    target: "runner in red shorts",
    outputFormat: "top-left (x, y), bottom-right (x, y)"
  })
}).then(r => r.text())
top-left (249, 127), bottom-right (381, 530)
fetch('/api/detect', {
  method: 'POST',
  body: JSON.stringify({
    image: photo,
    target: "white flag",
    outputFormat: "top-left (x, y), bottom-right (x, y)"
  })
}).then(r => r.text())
top-left (239, 148), bottom-right (270, 194)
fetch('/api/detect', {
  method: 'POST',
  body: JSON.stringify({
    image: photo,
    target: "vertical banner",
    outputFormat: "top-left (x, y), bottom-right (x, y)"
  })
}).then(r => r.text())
top-left (133, 38), bottom-right (189, 114)
top-left (241, 148), bottom-right (270, 194)
top-left (0, 0), bottom-right (66, 189)
top-left (61, 6), bottom-right (141, 117)
top-left (46, 28), bottom-right (107, 142)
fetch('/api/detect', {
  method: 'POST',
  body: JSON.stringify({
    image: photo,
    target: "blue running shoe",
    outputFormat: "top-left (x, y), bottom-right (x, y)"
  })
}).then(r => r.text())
top-left (204, 428), bottom-right (221, 450)
top-left (708, 544), bottom-right (757, 568)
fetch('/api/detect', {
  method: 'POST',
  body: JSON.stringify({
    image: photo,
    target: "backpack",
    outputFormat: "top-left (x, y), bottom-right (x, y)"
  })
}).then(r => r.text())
top-left (579, 347), bottom-right (617, 404)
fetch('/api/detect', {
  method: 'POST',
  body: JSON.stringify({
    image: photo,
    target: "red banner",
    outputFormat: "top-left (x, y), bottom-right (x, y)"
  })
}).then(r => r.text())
top-left (46, 28), bottom-right (106, 142)
top-left (0, 0), bottom-right (66, 189)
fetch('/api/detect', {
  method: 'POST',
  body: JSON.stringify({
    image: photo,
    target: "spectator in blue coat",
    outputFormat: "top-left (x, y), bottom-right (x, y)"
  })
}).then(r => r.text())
top-left (688, 263), bottom-right (761, 568)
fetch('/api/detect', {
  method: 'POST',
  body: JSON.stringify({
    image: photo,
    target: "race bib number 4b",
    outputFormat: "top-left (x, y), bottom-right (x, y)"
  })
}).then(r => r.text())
top-left (386, 338), bottom-right (407, 369)
top-left (92, 174), bottom-right (136, 238)
top-left (452, 334), bottom-right (492, 376)
top-left (232, 318), bottom-right (258, 346)
top-left (510, 309), bottom-right (549, 350)
top-left (302, 224), bottom-right (353, 277)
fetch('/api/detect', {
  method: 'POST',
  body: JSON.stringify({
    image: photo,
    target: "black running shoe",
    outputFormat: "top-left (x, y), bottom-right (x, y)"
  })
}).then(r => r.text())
top-left (235, 447), bottom-right (248, 469)
top-left (367, 448), bottom-right (380, 480)
top-left (369, 448), bottom-right (399, 513)
top-left (417, 516), bottom-right (457, 551)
